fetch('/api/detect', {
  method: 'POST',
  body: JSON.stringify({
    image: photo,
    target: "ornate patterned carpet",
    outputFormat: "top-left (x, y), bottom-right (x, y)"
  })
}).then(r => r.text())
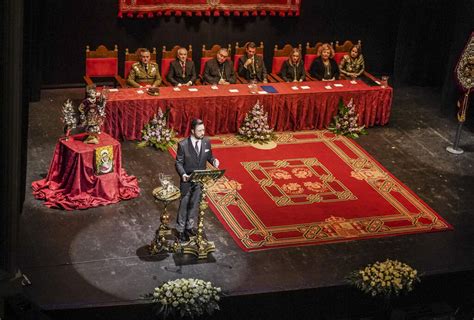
top-left (171, 131), bottom-right (452, 251)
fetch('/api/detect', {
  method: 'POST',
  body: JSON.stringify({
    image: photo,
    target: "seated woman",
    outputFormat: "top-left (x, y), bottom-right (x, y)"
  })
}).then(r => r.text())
top-left (309, 43), bottom-right (339, 81)
top-left (339, 45), bottom-right (365, 79)
top-left (279, 48), bottom-right (306, 82)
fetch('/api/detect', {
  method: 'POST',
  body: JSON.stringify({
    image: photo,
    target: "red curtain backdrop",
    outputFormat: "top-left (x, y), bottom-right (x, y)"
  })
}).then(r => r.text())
top-left (169, 131), bottom-right (452, 251)
top-left (118, 0), bottom-right (301, 18)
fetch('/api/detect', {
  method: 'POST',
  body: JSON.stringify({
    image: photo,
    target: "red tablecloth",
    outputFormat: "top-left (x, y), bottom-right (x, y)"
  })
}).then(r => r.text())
top-left (32, 133), bottom-right (140, 210)
top-left (104, 81), bottom-right (392, 140)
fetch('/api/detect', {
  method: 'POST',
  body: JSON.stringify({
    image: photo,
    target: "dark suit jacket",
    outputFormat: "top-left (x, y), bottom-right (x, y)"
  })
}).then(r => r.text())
top-left (203, 58), bottom-right (236, 84)
top-left (166, 60), bottom-right (197, 86)
top-left (309, 56), bottom-right (340, 80)
top-left (279, 60), bottom-right (306, 82)
top-left (238, 53), bottom-right (267, 82)
top-left (175, 137), bottom-right (216, 195)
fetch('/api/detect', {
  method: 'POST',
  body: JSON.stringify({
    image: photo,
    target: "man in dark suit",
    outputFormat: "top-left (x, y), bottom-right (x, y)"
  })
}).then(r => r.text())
top-left (175, 119), bottom-right (220, 241)
top-left (166, 47), bottom-right (197, 86)
top-left (238, 42), bottom-right (268, 83)
top-left (203, 48), bottom-right (236, 85)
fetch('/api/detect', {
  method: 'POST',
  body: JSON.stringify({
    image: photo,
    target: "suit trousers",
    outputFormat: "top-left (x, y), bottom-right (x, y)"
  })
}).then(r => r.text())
top-left (176, 182), bottom-right (201, 232)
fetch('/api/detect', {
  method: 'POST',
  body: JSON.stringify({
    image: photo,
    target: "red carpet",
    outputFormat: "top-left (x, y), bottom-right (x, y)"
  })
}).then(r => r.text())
top-left (171, 131), bottom-right (452, 251)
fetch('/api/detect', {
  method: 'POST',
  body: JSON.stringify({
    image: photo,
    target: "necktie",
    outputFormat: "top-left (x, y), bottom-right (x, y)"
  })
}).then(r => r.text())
top-left (194, 140), bottom-right (200, 155)
top-left (181, 62), bottom-right (186, 78)
top-left (144, 64), bottom-right (148, 74)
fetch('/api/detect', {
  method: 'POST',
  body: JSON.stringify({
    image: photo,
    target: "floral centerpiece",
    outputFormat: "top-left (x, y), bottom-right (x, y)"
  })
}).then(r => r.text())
top-left (347, 259), bottom-right (420, 298)
top-left (138, 108), bottom-right (176, 151)
top-left (237, 100), bottom-right (274, 144)
top-left (148, 278), bottom-right (221, 319)
top-left (328, 98), bottom-right (367, 139)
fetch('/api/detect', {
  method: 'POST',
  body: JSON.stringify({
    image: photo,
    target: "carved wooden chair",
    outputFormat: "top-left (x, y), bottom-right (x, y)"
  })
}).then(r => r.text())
top-left (161, 45), bottom-right (193, 86)
top-left (84, 45), bottom-right (121, 87)
top-left (334, 40), bottom-right (377, 81)
top-left (119, 47), bottom-right (157, 87)
top-left (270, 44), bottom-right (302, 82)
top-left (304, 42), bottom-right (325, 81)
top-left (198, 44), bottom-right (231, 84)
top-left (233, 41), bottom-right (265, 83)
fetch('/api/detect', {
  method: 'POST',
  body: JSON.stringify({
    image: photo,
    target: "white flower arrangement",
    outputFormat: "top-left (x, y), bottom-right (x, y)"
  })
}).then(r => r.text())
top-left (348, 259), bottom-right (421, 298)
top-left (149, 278), bottom-right (221, 319)
top-left (138, 108), bottom-right (176, 151)
top-left (237, 100), bottom-right (274, 144)
top-left (328, 98), bottom-right (367, 139)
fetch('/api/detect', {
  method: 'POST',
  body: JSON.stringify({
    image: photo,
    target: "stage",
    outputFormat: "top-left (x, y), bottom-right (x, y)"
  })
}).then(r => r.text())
top-left (18, 87), bottom-right (474, 319)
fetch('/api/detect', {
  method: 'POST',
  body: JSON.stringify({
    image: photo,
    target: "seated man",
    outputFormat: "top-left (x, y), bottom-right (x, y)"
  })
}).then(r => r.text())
top-left (166, 47), bottom-right (197, 86)
top-left (203, 48), bottom-right (236, 85)
top-left (238, 42), bottom-right (268, 83)
top-left (127, 48), bottom-right (162, 88)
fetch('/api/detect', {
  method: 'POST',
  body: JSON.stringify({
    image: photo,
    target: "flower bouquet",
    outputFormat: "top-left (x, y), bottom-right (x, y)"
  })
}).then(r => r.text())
top-left (347, 259), bottom-right (420, 298)
top-left (138, 108), bottom-right (176, 151)
top-left (328, 98), bottom-right (367, 139)
top-left (237, 100), bottom-right (274, 144)
top-left (148, 278), bottom-right (221, 319)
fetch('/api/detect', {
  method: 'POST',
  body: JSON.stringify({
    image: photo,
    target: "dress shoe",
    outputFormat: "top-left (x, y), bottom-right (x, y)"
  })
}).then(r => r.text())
top-left (177, 231), bottom-right (189, 242)
top-left (185, 228), bottom-right (197, 237)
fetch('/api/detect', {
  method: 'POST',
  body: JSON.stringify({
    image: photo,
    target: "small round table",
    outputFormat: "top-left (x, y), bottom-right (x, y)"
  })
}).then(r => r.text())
top-left (149, 186), bottom-right (181, 254)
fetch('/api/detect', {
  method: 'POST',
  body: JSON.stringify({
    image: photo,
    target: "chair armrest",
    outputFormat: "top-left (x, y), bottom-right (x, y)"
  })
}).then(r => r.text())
top-left (362, 71), bottom-right (378, 82)
top-left (114, 75), bottom-right (127, 88)
top-left (161, 78), bottom-right (172, 87)
top-left (236, 75), bottom-right (248, 84)
top-left (269, 73), bottom-right (285, 83)
top-left (305, 72), bottom-right (316, 81)
top-left (83, 75), bottom-right (94, 86)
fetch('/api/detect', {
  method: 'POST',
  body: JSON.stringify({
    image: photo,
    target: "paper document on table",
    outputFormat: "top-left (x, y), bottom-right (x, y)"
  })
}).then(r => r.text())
top-left (188, 88), bottom-right (198, 92)
top-left (229, 89), bottom-right (239, 93)
top-left (108, 88), bottom-right (119, 92)
top-left (257, 91), bottom-right (268, 94)
top-left (300, 86), bottom-right (310, 90)
top-left (333, 84), bottom-right (343, 87)
top-left (173, 87), bottom-right (181, 91)
top-left (291, 86), bottom-right (299, 90)
top-left (324, 86), bottom-right (332, 90)
top-left (137, 90), bottom-right (144, 94)
top-left (211, 85), bottom-right (218, 90)
top-left (350, 80), bottom-right (357, 84)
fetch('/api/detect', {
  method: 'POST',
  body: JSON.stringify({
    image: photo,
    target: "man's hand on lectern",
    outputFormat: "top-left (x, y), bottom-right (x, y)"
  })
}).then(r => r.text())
top-left (213, 159), bottom-right (220, 168)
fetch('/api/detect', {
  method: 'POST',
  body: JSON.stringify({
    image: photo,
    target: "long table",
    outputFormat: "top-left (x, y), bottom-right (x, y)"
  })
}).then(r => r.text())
top-left (104, 80), bottom-right (392, 140)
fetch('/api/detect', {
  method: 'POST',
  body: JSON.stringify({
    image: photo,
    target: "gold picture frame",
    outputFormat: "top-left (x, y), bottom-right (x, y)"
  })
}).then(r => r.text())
top-left (95, 145), bottom-right (114, 175)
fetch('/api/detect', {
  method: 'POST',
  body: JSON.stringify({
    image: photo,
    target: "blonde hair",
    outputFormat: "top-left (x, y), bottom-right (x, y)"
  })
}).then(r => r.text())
top-left (317, 43), bottom-right (335, 58)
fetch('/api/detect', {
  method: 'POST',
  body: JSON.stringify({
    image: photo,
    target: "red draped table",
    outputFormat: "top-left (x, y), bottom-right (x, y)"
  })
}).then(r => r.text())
top-left (104, 80), bottom-right (393, 140)
top-left (32, 133), bottom-right (140, 210)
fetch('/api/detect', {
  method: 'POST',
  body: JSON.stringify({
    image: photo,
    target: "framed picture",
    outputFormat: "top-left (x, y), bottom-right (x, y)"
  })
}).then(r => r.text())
top-left (95, 145), bottom-right (114, 175)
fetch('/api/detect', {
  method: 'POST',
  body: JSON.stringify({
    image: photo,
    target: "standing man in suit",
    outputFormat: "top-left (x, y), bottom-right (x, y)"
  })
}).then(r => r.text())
top-left (175, 119), bottom-right (220, 242)
top-left (127, 48), bottom-right (162, 88)
top-left (203, 48), bottom-right (236, 85)
top-left (166, 47), bottom-right (197, 87)
top-left (238, 42), bottom-right (268, 83)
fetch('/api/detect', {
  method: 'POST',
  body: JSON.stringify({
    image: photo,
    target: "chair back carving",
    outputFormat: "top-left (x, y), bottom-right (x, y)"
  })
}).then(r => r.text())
top-left (304, 42), bottom-right (324, 72)
top-left (334, 40), bottom-right (362, 64)
top-left (161, 45), bottom-right (193, 79)
top-left (272, 44), bottom-right (302, 74)
top-left (85, 44), bottom-right (118, 78)
top-left (200, 44), bottom-right (231, 75)
top-left (124, 47), bottom-right (157, 79)
top-left (233, 41), bottom-right (264, 71)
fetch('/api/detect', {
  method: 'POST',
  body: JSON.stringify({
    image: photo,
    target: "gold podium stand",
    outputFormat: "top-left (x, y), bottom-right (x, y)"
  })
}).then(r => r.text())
top-left (181, 169), bottom-right (225, 259)
top-left (149, 186), bottom-right (181, 254)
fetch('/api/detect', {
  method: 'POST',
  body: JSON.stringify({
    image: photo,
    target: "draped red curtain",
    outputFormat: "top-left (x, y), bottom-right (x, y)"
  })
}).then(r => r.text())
top-left (118, 0), bottom-right (301, 18)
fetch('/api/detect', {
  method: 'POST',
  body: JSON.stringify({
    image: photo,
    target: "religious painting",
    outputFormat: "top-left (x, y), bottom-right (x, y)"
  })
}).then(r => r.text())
top-left (95, 145), bottom-right (114, 175)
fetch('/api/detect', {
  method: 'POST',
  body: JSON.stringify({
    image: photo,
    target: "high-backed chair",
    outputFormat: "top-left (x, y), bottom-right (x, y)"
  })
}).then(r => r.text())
top-left (200, 44), bottom-right (231, 75)
top-left (304, 42), bottom-right (324, 80)
top-left (233, 41), bottom-right (264, 83)
top-left (84, 44), bottom-right (121, 87)
top-left (124, 47), bottom-right (157, 80)
top-left (334, 40), bottom-right (362, 65)
top-left (161, 45), bottom-right (193, 86)
top-left (270, 44), bottom-right (302, 82)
